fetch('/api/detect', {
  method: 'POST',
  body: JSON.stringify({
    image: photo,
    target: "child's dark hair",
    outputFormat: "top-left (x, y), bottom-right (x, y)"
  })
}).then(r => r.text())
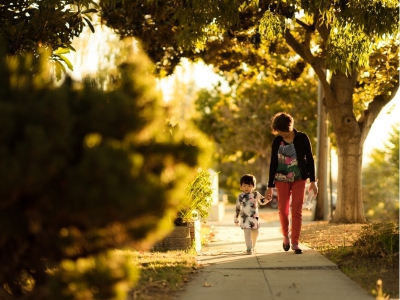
top-left (240, 174), bottom-right (256, 187)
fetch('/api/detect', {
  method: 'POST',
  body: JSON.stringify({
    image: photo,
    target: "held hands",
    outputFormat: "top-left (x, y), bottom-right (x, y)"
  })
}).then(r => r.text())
top-left (265, 187), bottom-right (274, 201)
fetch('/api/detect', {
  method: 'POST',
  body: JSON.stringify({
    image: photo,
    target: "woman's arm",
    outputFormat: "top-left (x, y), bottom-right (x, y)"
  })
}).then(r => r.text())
top-left (267, 137), bottom-right (280, 187)
top-left (303, 133), bottom-right (316, 182)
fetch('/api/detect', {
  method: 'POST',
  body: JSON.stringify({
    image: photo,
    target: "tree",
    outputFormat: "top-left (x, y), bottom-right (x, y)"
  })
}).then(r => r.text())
top-left (0, 0), bottom-right (99, 78)
top-left (100, 0), bottom-right (399, 223)
top-left (362, 124), bottom-right (399, 222)
top-left (0, 42), bottom-right (200, 299)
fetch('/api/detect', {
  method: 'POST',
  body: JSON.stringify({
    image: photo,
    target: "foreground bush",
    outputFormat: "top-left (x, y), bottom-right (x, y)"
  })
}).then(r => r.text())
top-left (0, 43), bottom-right (199, 299)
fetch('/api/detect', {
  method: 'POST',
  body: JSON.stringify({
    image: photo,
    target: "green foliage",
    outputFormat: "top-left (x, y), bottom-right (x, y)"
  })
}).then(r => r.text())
top-left (98, 0), bottom-right (399, 76)
top-left (336, 0), bottom-right (398, 38)
top-left (3, 1), bottom-right (399, 82)
top-left (326, 24), bottom-right (371, 75)
top-left (362, 124), bottom-right (399, 222)
top-left (0, 43), bottom-right (200, 299)
top-left (353, 223), bottom-right (399, 262)
top-left (353, 37), bottom-right (399, 118)
top-left (178, 168), bottom-right (214, 222)
top-left (0, 0), bottom-right (99, 76)
top-left (99, 0), bottom-right (190, 76)
top-left (174, 0), bottom-right (241, 50)
top-left (98, 0), bottom-right (307, 78)
top-left (259, 10), bottom-right (285, 40)
top-left (48, 251), bottom-right (140, 300)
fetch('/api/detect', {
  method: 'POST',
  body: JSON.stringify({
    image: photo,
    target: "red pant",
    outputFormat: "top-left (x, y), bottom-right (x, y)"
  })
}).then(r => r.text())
top-left (275, 180), bottom-right (306, 245)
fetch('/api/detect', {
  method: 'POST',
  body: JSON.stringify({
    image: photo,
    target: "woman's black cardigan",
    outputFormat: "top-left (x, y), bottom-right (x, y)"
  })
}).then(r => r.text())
top-left (267, 129), bottom-right (316, 188)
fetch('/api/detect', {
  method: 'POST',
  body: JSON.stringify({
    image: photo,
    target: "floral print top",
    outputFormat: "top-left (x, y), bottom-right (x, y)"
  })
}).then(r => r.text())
top-left (234, 191), bottom-right (266, 229)
top-left (274, 141), bottom-right (302, 183)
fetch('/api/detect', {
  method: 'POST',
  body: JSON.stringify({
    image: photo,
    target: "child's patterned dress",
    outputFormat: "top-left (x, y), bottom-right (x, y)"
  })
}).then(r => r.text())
top-left (234, 191), bottom-right (266, 229)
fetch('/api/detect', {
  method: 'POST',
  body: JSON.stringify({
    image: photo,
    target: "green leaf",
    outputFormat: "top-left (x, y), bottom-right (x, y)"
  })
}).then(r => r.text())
top-left (54, 48), bottom-right (70, 55)
top-left (56, 54), bottom-right (74, 71)
top-left (84, 17), bottom-right (95, 33)
top-left (54, 60), bottom-right (65, 81)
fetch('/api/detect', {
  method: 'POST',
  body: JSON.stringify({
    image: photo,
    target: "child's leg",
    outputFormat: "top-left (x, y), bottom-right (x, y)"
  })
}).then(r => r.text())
top-left (251, 229), bottom-right (259, 248)
top-left (243, 229), bottom-right (252, 250)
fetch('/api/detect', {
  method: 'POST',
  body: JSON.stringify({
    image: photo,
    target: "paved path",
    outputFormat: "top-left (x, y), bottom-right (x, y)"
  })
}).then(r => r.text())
top-left (175, 205), bottom-right (374, 300)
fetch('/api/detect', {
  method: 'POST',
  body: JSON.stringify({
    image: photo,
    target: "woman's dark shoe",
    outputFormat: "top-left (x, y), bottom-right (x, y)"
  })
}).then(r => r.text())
top-left (291, 244), bottom-right (303, 254)
top-left (283, 243), bottom-right (290, 251)
top-left (294, 249), bottom-right (303, 254)
top-left (283, 236), bottom-right (290, 251)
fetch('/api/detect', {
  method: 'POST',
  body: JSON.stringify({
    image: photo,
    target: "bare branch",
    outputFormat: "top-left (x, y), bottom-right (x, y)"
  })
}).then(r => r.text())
top-left (284, 30), bottom-right (332, 98)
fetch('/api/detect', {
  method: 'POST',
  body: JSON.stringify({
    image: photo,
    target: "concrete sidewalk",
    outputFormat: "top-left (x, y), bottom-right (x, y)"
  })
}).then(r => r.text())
top-left (175, 205), bottom-right (374, 300)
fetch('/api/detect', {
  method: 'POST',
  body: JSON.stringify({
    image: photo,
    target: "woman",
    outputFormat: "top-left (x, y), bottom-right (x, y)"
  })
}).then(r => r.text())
top-left (265, 112), bottom-right (318, 254)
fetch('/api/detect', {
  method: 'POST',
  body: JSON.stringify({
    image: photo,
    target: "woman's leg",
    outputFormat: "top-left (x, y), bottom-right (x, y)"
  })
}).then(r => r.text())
top-left (275, 182), bottom-right (291, 241)
top-left (290, 180), bottom-right (306, 246)
top-left (251, 229), bottom-right (259, 249)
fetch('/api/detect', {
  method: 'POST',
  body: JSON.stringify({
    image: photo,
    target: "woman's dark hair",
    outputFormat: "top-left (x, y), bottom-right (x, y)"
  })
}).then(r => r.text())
top-left (270, 112), bottom-right (294, 133)
top-left (240, 174), bottom-right (256, 187)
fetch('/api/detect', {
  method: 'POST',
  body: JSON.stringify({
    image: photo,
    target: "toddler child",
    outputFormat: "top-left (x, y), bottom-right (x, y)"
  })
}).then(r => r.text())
top-left (234, 174), bottom-right (268, 254)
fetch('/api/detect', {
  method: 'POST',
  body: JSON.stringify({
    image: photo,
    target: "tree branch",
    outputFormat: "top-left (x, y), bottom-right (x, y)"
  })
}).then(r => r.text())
top-left (359, 80), bottom-right (399, 140)
top-left (284, 29), bottom-right (333, 99)
top-left (296, 18), bottom-right (315, 32)
top-left (284, 29), bottom-right (309, 62)
top-left (315, 16), bottom-right (330, 42)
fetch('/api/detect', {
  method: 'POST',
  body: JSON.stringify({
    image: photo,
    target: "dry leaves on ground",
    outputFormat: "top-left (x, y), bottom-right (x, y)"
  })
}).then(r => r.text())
top-left (301, 221), bottom-right (366, 250)
top-left (259, 208), bottom-right (366, 249)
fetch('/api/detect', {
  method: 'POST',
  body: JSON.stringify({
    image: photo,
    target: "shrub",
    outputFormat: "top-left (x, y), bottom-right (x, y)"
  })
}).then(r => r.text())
top-left (0, 44), bottom-right (199, 299)
top-left (353, 222), bottom-right (399, 262)
top-left (176, 168), bottom-right (214, 224)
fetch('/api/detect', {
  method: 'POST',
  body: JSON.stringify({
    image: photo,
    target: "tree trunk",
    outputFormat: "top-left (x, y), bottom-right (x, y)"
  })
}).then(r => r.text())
top-left (314, 78), bottom-right (329, 220)
top-left (259, 155), bottom-right (269, 186)
top-left (332, 135), bottom-right (367, 223)
top-left (325, 73), bottom-right (367, 223)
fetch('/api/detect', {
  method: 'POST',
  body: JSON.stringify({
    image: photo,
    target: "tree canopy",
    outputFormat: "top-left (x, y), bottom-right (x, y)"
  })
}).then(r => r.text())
top-left (0, 0), bottom-right (99, 78)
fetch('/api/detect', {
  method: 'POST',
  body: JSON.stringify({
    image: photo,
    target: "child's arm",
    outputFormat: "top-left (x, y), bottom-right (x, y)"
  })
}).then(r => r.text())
top-left (234, 195), bottom-right (241, 226)
top-left (255, 191), bottom-right (268, 205)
